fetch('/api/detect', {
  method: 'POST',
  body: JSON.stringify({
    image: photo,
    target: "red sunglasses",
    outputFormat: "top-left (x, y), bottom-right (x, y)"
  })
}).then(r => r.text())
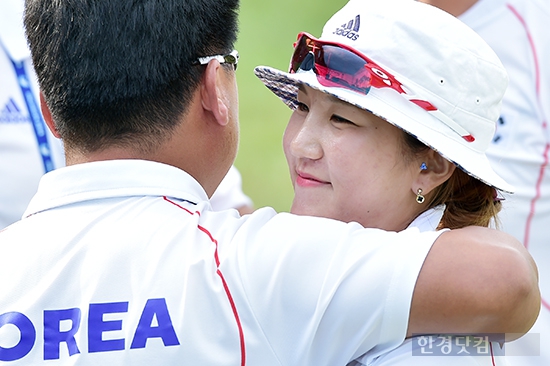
top-left (289, 32), bottom-right (475, 143)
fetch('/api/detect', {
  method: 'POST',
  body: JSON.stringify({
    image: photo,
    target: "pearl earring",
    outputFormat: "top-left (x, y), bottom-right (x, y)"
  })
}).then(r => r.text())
top-left (416, 188), bottom-right (425, 204)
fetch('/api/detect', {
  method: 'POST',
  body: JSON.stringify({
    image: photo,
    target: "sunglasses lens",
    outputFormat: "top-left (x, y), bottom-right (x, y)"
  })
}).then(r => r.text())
top-left (290, 35), bottom-right (372, 95)
top-left (290, 36), bottom-right (311, 73)
top-left (316, 45), bottom-right (373, 94)
top-left (286, 34), bottom-right (472, 142)
top-left (224, 54), bottom-right (238, 70)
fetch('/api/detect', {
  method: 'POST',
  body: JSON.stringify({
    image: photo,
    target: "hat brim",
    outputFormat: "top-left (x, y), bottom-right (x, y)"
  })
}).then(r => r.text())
top-left (254, 65), bottom-right (514, 193)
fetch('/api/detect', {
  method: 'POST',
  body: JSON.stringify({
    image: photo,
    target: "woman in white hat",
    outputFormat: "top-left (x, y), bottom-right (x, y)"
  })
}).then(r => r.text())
top-left (255, 0), bottom-right (527, 364)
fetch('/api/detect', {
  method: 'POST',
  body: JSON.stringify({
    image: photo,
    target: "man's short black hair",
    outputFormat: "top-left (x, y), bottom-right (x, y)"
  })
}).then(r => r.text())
top-left (25, 0), bottom-right (239, 152)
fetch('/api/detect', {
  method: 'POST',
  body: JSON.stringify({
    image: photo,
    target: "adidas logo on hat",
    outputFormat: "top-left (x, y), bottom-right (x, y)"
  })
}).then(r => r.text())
top-left (333, 15), bottom-right (360, 41)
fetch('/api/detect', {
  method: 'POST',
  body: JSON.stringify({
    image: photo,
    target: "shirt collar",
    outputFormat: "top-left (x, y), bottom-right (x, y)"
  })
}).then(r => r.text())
top-left (24, 159), bottom-right (209, 217)
top-left (407, 205), bottom-right (446, 232)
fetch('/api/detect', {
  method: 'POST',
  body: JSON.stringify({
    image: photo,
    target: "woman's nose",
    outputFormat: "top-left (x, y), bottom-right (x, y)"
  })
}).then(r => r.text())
top-left (287, 117), bottom-right (323, 161)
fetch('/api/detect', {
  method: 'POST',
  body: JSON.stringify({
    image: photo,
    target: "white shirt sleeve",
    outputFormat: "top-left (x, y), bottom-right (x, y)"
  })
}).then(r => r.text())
top-left (223, 211), bottom-right (441, 365)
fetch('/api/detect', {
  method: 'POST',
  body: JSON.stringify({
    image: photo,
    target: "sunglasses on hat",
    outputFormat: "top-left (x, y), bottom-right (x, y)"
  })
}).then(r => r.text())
top-left (289, 32), bottom-right (474, 142)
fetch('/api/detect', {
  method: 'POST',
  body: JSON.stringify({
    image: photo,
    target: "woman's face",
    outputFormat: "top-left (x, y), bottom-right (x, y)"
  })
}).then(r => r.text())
top-left (284, 85), bottom-right (423, 231)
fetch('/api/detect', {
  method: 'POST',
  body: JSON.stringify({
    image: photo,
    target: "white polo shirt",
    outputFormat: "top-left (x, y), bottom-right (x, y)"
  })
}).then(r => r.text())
top-left (0, 160), bottom-right (440, 365)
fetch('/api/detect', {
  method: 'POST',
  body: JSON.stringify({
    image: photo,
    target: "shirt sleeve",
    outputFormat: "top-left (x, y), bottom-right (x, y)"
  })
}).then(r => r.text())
top-left (228, 211), bottom-right (442, 365)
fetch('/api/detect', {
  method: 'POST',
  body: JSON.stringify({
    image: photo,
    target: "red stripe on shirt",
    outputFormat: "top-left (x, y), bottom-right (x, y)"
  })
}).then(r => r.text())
top-left (506, 4), bottom-right (549, 251)
top-left (163, 196), bottom-right (246, 365)
top-left (524, 144), bottom-right (550, 252)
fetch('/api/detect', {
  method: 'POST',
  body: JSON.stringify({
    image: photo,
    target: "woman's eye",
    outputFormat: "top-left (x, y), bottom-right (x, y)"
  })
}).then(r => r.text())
top-left (295, 101), bottom-right (309, 112)
top-left (332, 114), bottom-right (356, 125)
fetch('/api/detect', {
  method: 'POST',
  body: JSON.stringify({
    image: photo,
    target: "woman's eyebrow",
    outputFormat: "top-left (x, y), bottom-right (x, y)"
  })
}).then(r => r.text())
top-left (298, 84), bottom-right (349, 107)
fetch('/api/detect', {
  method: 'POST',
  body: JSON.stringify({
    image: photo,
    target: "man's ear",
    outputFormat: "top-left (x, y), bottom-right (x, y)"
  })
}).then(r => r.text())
top-left (412, 149), bottom-right (456, 195)
top-left (200, 61), bottom-right (230, 126)
top-left (40, 93), bottom-right (61, 138)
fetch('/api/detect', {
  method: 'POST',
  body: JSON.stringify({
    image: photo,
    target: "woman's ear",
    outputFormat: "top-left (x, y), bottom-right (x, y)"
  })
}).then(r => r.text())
top-left (40, 93), bottom-right (61, 138)
top-left (200, 60), bottom-right (230, 126)
top-left (412, 149), bottom-right (456, 195)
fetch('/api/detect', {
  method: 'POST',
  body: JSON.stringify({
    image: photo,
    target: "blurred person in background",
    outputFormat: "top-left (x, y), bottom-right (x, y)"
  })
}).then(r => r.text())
top-left (419, 1), bottom-right (550, 364)
top-left (0, 0), bottom-right (65, 230)
top-left (211, 165), bottom-right (254, 214)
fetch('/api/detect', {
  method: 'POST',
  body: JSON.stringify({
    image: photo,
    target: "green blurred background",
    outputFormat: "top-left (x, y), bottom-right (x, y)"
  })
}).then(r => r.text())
top-left (234, 0), bottom-right (347, 212)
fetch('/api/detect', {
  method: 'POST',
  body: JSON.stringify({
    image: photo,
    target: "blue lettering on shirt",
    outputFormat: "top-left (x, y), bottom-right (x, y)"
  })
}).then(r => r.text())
top-left (44, 308), bottom-right (82, 360)
top-left (130, 298), bottom-right (180, 349)
top-left (0, 298), bottom-right (180, 361)
top-left (89, 302), bottom-right (128, 353)
top-left (0, 312), bottom-right (36, 361)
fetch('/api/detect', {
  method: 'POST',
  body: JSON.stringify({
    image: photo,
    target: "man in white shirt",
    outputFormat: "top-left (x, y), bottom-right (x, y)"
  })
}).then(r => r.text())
top-left (0, 0), bottom-right (251, 229)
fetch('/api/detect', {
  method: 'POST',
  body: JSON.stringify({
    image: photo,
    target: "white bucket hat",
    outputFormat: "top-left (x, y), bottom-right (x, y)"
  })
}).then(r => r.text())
top-left (254, 0), bottom-right (514, 193)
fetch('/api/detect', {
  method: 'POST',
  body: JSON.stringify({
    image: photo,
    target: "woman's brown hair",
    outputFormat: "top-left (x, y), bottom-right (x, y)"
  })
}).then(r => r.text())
top-left (401, 131), bottom-right (502, 230)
